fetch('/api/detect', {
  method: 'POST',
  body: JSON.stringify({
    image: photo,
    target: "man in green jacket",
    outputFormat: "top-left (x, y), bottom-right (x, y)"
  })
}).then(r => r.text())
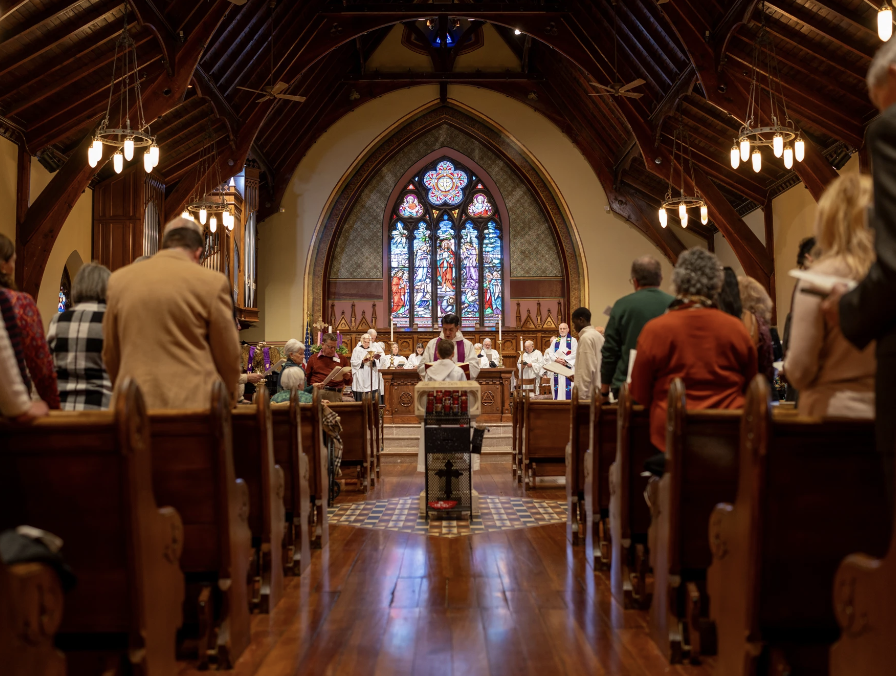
top-left (600, 256), bottom-right (673, 401)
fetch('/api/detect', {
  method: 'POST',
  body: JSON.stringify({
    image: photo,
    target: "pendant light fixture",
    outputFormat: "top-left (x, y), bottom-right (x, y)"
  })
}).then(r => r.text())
top-left (88, 1), bottom-right (159, 173)
top-left (185, 126), bottom-right (231, 231)
top-left (660, 121), bottom-right (707, 230)
top-left (881, 3), bottom-right (893, 42)
top-left (729, 4), bottom-right (803, 174)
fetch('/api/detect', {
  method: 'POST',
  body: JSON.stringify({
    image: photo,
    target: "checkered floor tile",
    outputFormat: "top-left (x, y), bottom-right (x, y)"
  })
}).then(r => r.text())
top-left (328, 496), bottom-right (567, 538)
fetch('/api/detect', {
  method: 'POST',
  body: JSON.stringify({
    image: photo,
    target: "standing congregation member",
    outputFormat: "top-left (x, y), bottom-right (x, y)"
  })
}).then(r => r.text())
top-left (47, 262), bottom-right (113, 410)
top-left (785, 174), bottom-right (876, 419)
top-left (516, 341), bottom-right (544, 393)
top-left (351, 333), bottom-right (379, 402)
top-left (102, 217), bottom-right (241, 409)
top-left (824, 41), bottom-right (896, 508)
top-left (0, 233), bottom-right (60, 409)
top-left (0, 321), bottom-right (48, 420)
top-left (405, 342), bottom-right (426, 370)
top-left (783, 238), bottom-right (817, 402)
top-left (600, 256), bottom-right (672, 402)
top-left (571, 307), bottom-right (604, 401)
top-left (629, 248), bottom-right (757, 476)
top-left (481, 337), bottom-right (502, 367)
top-left (417, 314), bottom-right (480, 380)
top-left (739, 276), bottom-right (776, 385)
top-left (380, 342), bottom-right (407, 370)
top-left (305, 333), bottom-right (352, 403)
top-left (543, 323), bottom-right (577, 400)
top-left (716, 268), bottom-right (743, 318)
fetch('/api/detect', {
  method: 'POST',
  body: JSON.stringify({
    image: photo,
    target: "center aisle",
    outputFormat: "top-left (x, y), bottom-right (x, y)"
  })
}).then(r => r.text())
top-left (177, 463), bottom-right (714, 676)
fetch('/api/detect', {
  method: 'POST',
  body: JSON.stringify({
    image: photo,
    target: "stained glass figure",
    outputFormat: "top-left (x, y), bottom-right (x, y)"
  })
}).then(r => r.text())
top-left (460, 222), bottom-right (480, 325)
top-left (436, 215), bottom-right (457, 315)
top-left (398, 193), bottom-right (425, 218)
top-left (413, 222), bottom-right (432, 326)
top-left (482, 221), bottom-right (503, 324)
top-left (423, 160), bottom-right (468, 206)
top-left (390, 221), bottom-right (410, 322)
top-left (467, 193), bottom-right (493, 218)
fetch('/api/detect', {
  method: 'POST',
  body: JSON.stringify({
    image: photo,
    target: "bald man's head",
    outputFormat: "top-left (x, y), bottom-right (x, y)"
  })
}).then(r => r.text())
top-left (631, 256), bottom-right (662, 288)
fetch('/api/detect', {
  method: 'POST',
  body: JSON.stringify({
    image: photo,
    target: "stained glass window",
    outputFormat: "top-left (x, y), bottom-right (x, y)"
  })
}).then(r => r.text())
top-left (388, 157), bottom-right (503, 328)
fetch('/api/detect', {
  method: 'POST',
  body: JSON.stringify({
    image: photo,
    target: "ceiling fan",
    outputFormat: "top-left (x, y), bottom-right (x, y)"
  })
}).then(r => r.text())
top-left (590, 1), bottom-right (645, 99)
top-left (235, 0), bottom-right (305, 104)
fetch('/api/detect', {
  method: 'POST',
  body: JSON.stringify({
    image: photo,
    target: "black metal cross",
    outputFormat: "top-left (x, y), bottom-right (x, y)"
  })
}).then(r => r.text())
top-left (435, 460), bottom-right (463, 501)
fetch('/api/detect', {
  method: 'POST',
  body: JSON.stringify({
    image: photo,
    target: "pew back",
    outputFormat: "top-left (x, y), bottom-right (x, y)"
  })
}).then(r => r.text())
top-left (584, 394), bottom-right (618, 569)
top-left (299, 389), bottom-right (328, 547)
top-left (566, 386), bottom-right (591, 543)
top-left (325, 400), bottom-right (371, 492)
top-left (522, 391), bottom-right (568, 488)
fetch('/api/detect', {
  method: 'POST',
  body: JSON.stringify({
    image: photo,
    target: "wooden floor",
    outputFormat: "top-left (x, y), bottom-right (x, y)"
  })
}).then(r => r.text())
top-left (179, 462), bottom-right (714, 676)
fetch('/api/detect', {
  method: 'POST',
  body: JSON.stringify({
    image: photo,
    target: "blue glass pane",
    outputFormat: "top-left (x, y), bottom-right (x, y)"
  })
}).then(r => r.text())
top-left (436, 215), bottom-right (457, 316)
top-left (423, 160), bottom-right (469, 206)
top-left (483, 221), bottom-right (502, 324)
top-left (398, 193), bottom-right (425, 218)
top-left (390, 221), bottom-right (410, 321)
top-left (413, 221), bottom-right (432, 325)
top-left (460, 221), bottom-right (479, 324)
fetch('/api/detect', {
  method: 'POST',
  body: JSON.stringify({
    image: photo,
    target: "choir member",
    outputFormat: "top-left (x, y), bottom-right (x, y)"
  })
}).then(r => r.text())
top-left (405, 342), bottom-right (426, 369)
top-left (516, 340), bottom-right (544, 392)
top-left (351, 333), bottom-right (380, 402)
top-left (380, 342), bottom-right (407, 370)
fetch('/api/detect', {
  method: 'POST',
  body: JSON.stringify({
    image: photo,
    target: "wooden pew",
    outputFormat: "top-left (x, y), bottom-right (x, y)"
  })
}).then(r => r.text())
top-left (708, 376), bottom-right (890, 676)
top-left (270, 390), bottom-right (312, 576)
top-left (830, 492), bottom-right (896, 676)
top-left (608, 384), bottom-right (653, 607)
top-left (521, 391), bottom-right (569, 489)
top-left (649, 378), bottom-right (741, 664)
top-left (0, 555), bottom-right (66, 676)
top-left (584, 392), bottom-right (618, 570)
top-left (566, 386), bottom-right (591, 544)
top-left (0, 379), bottom-right (184, 675)
top-left (363, 392), bottom-right (379, 487)
top-left (148, 380), bottom-right (252, 669)
top-left (299, 389), bottom-right (328, 548)
top-left (511, 389), bottom-right (523, 482)
top-left (325, 399), bottom-right (372, 493)
top-left (231, 388), bottom-right (286, 614)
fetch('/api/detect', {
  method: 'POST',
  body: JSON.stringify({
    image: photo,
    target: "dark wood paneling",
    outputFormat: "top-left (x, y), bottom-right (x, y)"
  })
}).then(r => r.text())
top-left (509, 278), bottom-right (564, 298)
top-left (329, 280), bottom-right (385, 301)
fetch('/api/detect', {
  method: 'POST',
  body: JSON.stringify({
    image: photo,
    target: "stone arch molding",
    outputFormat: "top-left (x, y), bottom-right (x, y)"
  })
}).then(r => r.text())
top-left (306, 104), bottom-right (588, 323)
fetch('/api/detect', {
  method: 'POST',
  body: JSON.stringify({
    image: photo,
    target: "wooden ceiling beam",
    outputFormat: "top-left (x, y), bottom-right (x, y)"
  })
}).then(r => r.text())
top-left (762, 0), bottom-right (875, 62)
top-left (0, 1), bottom-right (30, 24)
top-left (345, 72), bottom-right (541, 82)
top-left (711, 0), bottom-right (759, 62)
top-left (203, 0), bottom-right (268, 67)
top-left (209, 0), bottom-right (287, 83)
top-left (156, 130), bottom-right (229, 181)
top-left (18, 0), bottom-right (233, 299)
top-left (0, 0), bottom-right (84, 44)
top-left (805, 0), bottom-right (878, 40)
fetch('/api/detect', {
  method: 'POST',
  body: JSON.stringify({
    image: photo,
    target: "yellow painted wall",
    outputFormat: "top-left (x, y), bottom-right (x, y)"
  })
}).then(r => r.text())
top-left (453, 24), bottom-right (521, 72)
top-left (0, 137), bottom-right (16, 243)
top-left (364, 25), bottom-right (433, 73)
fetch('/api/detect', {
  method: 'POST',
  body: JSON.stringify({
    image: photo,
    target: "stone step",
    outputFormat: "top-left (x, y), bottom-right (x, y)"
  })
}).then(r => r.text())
top-left (383, 437), bottom-right (512, 450)
top-left (382, 423), bottom-right (512, 438)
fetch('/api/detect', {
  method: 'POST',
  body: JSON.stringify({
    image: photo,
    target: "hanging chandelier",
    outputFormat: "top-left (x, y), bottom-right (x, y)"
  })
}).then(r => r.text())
top-left (185, 131), bottom-right (234, 232)
top-left (88, 1), bottom-right (159, 173)
top-left (659, 123), bottom-right (707, 229)
top-left (729, 6), bottom-right (803, 174)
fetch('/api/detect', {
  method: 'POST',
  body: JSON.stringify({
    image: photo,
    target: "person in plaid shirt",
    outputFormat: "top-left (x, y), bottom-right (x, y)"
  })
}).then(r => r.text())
top-left (47, 263), bottom-right (113, 410)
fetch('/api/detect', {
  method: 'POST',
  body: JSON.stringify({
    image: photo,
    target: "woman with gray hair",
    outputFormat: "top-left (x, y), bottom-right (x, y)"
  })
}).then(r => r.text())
top-left (277, 338), bottom-right (306, 392)
top-left (629, 248), bottom-right (758, 473)
top-left (47, 262), bottom-right (113, 410)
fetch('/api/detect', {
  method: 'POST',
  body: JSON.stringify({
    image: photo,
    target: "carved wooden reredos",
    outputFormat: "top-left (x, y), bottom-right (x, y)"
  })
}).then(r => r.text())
top-left (306, 104), bottom-right (586, 329)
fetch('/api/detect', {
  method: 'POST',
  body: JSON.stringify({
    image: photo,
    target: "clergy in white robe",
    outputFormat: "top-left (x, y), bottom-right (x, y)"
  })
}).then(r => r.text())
top-left (405, 343), bottom-right (426, 370)
top-left (379, 343), bottom-right (407, 370)
top-left (367, 329), bottom-right (387, 396)
top-left (416, 314), bottom-right (480, 381)
top-left (515, 341), bottom-right (544, 392)
top-left (351, 334), bottom-right (380, 402)
top-left (542, 323), bottom-right (578, 400)
top-left (480, 337), bottom-right (502, 368)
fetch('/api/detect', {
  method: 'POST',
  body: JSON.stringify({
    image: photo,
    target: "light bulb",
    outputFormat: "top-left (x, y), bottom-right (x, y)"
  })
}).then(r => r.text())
top-left (181, 210), bottom-right (190, 220)
top-left (730, 145), bottom-right (740, 169)
top-left (88, 145), bottom-right (99, 168)
top-left (514, 28), bottom-right (521, 35)
top-left (700, 203), bottom-right (708, 225)
top-left (92, 137), bottom-right (102, 154)
top-left (795, 137), bottom-right (805, 162)
top-left (124, 137), bottom-right (134, 161)
top-left (678, 202), bottom-right (687, 221)
top-left (659, 208), bottom-right (667, 228)
top-left (880, 4), bottom-right (893, 41)
top-left (143, 151), bottom-right (153, 173)
top-left (740, 137), bottom-right (750, 162)
top-left (783, 144), bottom-right (794, 169)
top-left (227, 216), bottom-right (234, 231)
top-left (210, 215), bottom-right (217, 232)
top-left (199, 208), bottom-right (207, 225)
top-left (751, 148), bottom-right (762, 173)
top-left (149, 143), bottom-right (159, 167)
top-left (680, 212), bottom-right (688, 228)
top-left (773, 133), bottom-right (784, 158)
top-left (113, 150), bottom-right (123, 174)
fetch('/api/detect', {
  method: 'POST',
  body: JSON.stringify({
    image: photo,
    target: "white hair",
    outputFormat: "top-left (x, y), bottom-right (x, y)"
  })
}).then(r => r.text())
top-left (284, 339), bottom-right (304, 356)
top-left (525, 340), bottom-right (535, 348)
top-left (367, 329), bottom-right (377, 336)
top-left (474, 342), bottom-right (483, 349)
top-left (483, 337), bottom-right (492, 345)
top-left (869, 37), bottom-right (896, 90)
top-left (280, 367), bottom-right (305, 390)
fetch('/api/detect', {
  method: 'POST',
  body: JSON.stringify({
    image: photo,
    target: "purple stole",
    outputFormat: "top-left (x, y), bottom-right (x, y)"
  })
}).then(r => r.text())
top-left (435, 337), bottom-right (464, 363)
top-left (248, 346), bottom-right (271, 372)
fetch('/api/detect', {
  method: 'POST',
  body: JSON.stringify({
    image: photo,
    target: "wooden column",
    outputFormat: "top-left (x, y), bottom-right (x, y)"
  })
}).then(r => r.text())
top-left (763, 198), bottom-right (777, 326)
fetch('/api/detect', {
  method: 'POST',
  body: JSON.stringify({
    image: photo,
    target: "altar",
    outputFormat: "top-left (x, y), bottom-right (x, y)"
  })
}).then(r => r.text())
top-left (380, 368), bottom-right (514, 424)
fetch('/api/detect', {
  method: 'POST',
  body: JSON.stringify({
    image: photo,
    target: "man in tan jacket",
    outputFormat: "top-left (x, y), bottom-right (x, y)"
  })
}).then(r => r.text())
top-left (102, 217), bottom-right (240, 409)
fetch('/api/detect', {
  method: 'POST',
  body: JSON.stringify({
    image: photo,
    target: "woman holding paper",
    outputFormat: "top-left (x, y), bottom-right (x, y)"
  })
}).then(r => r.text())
top-left (542, 322), bottom-right (577, 400)
top-left (784, 173), bottom-right (876, 419)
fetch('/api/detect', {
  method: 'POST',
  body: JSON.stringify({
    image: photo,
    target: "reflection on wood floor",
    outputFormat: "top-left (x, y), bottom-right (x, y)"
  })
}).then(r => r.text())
top-left (178, 462), bottom-right (714, 676)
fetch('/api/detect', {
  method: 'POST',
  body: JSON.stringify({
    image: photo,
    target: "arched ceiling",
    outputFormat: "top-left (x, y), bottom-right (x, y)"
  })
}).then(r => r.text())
top-left (1, 0), bottom-right (879, 295)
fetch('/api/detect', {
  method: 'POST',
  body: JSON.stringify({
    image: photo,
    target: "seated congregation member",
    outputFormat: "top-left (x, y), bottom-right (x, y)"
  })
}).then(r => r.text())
top-left (481, 337), bottom-right (502, 367)
top-left (739, 276), bottom-right (776, 385)
top-left (716, 267), bottom-right (743, 318)
top-left (571, 307), bottom-right (604, 400)
top-left (405, 342), bottom-right (426, 369)
top-left (784, 173), bottom-right (876, 419)
top-left (600, 256), bottom-right (672, 401)
top-left (271, 365), bottom-right (312, 404)
top-left (0, 321), bottom-right (48, 420)
top-left (102, 216), bottom-right (241, 409)
top-left (306, 332), bottom-right (352, 403)
top-left (380, 342), bottom-right (407, 370)
top-left (417, 314), bottom-right (480, 380)
top-left (277, 339), bottom-right (305, 392)
top-left (351, 333), bottom-right (379, 402)
top-left (425, 339), bottom-right (468, 381)
top-left (516, 340), bottom-right (543, 392)
top-left (0, 233), bottom-right (60, 409)
top-left (47, 262), bottom-right (113, 410)
top-left (629, 248), bottom-right (757, 474)
top-left (543, 323), bottom-right (577, 400)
